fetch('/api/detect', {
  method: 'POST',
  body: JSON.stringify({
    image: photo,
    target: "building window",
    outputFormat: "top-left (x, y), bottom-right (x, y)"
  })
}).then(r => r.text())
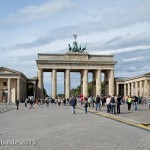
top-left (3, 82), bottom-right (7, 86)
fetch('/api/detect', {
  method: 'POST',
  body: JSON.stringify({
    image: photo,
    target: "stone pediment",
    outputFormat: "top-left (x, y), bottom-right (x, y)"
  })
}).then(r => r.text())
top-left (0, 67), bottom-right (22, 75)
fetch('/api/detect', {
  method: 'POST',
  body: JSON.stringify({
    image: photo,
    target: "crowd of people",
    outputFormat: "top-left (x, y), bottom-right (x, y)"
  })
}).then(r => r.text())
top-left (15, 94), bottom-right (150, 114)
top-left (80, 94), bottom-right (150, 114)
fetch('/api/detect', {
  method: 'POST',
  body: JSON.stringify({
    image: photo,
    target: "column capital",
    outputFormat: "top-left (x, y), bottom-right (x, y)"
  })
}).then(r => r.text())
top-left (38, 68), bottom-right (43, 71)
top-left (97, 69), bottom-right (102, 71)
top-left (65, 69), bottom-right (70, 71)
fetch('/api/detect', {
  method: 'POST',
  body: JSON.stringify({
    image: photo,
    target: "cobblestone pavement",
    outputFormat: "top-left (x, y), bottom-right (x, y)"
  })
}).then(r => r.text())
top-left (0, 103), bottom-right (16, 113)
top-left (0, 104), bottom-right (150, 150)
top-left (84, 103), bottom-right (150, 123)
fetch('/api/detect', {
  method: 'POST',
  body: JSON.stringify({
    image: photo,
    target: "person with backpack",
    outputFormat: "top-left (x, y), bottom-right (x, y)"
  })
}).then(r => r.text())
top-left (110, 95), bottom-right (116, 114)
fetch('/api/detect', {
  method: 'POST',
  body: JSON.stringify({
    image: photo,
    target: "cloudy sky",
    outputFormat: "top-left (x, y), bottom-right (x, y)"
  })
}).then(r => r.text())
top-left (0, 0), bottom-right (150, 95)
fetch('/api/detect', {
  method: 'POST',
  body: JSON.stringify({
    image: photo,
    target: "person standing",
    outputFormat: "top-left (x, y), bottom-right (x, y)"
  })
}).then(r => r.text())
top-left (116, 95), bottom-right (121, 114)
top-left (88, 96), bottom-right (91, 107)
top-left (106, 96), bottom-right (111, 113)
top-left (91, 96), bottom-right (95, 107)
top-left (148, 97), bottom-right (150, 110)
top-left (25, 98), bottom-right (28, 108)
top-left (134, 95), bottom-right (138, 111)
top-left (110, 95), bottom-right (116, 114)
top-left (69, 96), bottom-right (77, 114)
top-left (46, 98), bottom-right (50, 107)
top-left (95, 95), bottom-right (101, 111)
top-left (127, 96), bottom-right (132, 111)
top-left (16, 99), bottom-right (20, 110)
top-left (84, 97), bottom-right (88, 114)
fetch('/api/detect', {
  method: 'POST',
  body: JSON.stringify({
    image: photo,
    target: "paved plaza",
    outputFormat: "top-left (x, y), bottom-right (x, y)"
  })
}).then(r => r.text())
top-left (0, 103), bottom-right (150, 150)
top-left (79, 103), bottom-right (150, 123)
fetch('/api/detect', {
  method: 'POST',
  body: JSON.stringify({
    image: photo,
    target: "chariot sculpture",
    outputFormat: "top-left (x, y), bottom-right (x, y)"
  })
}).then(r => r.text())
top-left (68, 35), bottom-right (86, 52)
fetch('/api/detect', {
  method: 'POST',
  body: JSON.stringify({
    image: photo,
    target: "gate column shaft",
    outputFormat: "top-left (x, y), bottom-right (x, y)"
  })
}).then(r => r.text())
top-left (83, 69), bottom-right (88, 98)
top-left (8, 78), bottom-right (11, 102)
top-left (52, 69), bottom-right (57, 99)
top-left (109, 70), bottom-right (114, 96)
top-left (65, 69), bottom-right (70, 99)
top-left (38, 69), bottom-right (43, 98)
top-left (96, 70), bottom-right (101, 96)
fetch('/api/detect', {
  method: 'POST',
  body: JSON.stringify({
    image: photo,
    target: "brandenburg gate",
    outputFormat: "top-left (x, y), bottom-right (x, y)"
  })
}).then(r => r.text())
top-left (36, 36), bottom-right (117, 99)
top-left (36, 52), bottom-right (117, 99)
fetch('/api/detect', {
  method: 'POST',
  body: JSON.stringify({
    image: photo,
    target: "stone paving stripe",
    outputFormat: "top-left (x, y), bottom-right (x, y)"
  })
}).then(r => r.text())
top-left (76, 106), bottom-right (150, 131)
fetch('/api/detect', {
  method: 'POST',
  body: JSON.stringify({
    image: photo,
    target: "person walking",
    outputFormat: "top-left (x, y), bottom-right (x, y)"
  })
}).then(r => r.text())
top-left (95, 95), bottom-right (101, 111)
top-left (16, 99), bottom-right (20, 110)
top-left (69, 96), bottom-right (77, 114)
top-left (84, 97), bottom-right (88, 114)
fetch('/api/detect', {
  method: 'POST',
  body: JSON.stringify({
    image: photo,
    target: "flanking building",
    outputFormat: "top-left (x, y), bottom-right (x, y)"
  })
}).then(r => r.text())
top-left (115, 73), bottom-right (150, 97)
top-left (0, 67), bottom-right (37, 103)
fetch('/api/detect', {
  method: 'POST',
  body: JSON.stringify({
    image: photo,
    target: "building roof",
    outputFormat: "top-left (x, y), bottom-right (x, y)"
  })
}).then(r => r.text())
top-left (115, 77), bottom-right (129, 81)
top-left (0, 66), bottom-right (27, 79)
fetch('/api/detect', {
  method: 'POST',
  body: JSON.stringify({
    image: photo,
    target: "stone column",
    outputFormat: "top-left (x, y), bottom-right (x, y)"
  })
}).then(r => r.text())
top-left (144, 80), bottom-right (148, 96)
top-left (128, 83), bottom-right (130, 96)
top-left (135, 81), bottom-right (138, 96)
top-left (52, 69), bottom-right (57, 99)
top-left (96, 70), bottom-right (101, 96)
top-left (92, 71), bottom-right (96, 97)
top-left (33, 82), bottom-right (36, 98)
top-left (17, 78), bottom-right (20, 100)
top-left (131, 82), bottom-right (134, 95)
top-left (104, 72), bottom-right (107, 96)
top-left (109, 70), bottom-right (114, 96)
top-left (124, 84), bottom-right (126, 97)
top-left (38, 69), bottom-right (43, 98)
top-left (116, 83), bottom-right (119, 95)
top-left (65, 69), bottom-right (70, 99)
top-left (83, 69), bottom-right (88, 97)
top-left (147, 80), bottom-right (150, 96)
top-left (80, 71), bottom-right (83, 94)
top-left (8, 78), bottom-right (11, 102)
top-left (139, 80), bottom-right (143, 97)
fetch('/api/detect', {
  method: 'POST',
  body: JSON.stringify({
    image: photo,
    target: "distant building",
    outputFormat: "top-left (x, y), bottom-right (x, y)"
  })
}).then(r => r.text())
top-left (115, 73), bottom-right (150, 97)
top-left (0, 67), bottom-right (37, 103)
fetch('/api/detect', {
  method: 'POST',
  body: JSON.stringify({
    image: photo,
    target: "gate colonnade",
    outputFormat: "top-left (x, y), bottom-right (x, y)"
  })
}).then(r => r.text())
top-left (36, 52), bottom-right (117, 99)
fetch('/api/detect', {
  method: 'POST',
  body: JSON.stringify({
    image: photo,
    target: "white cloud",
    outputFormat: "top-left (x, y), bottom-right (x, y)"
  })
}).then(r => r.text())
top-left (122, 56), bottom-right (144, 62)
top-left (0, 0), bottom-right (74, 26)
